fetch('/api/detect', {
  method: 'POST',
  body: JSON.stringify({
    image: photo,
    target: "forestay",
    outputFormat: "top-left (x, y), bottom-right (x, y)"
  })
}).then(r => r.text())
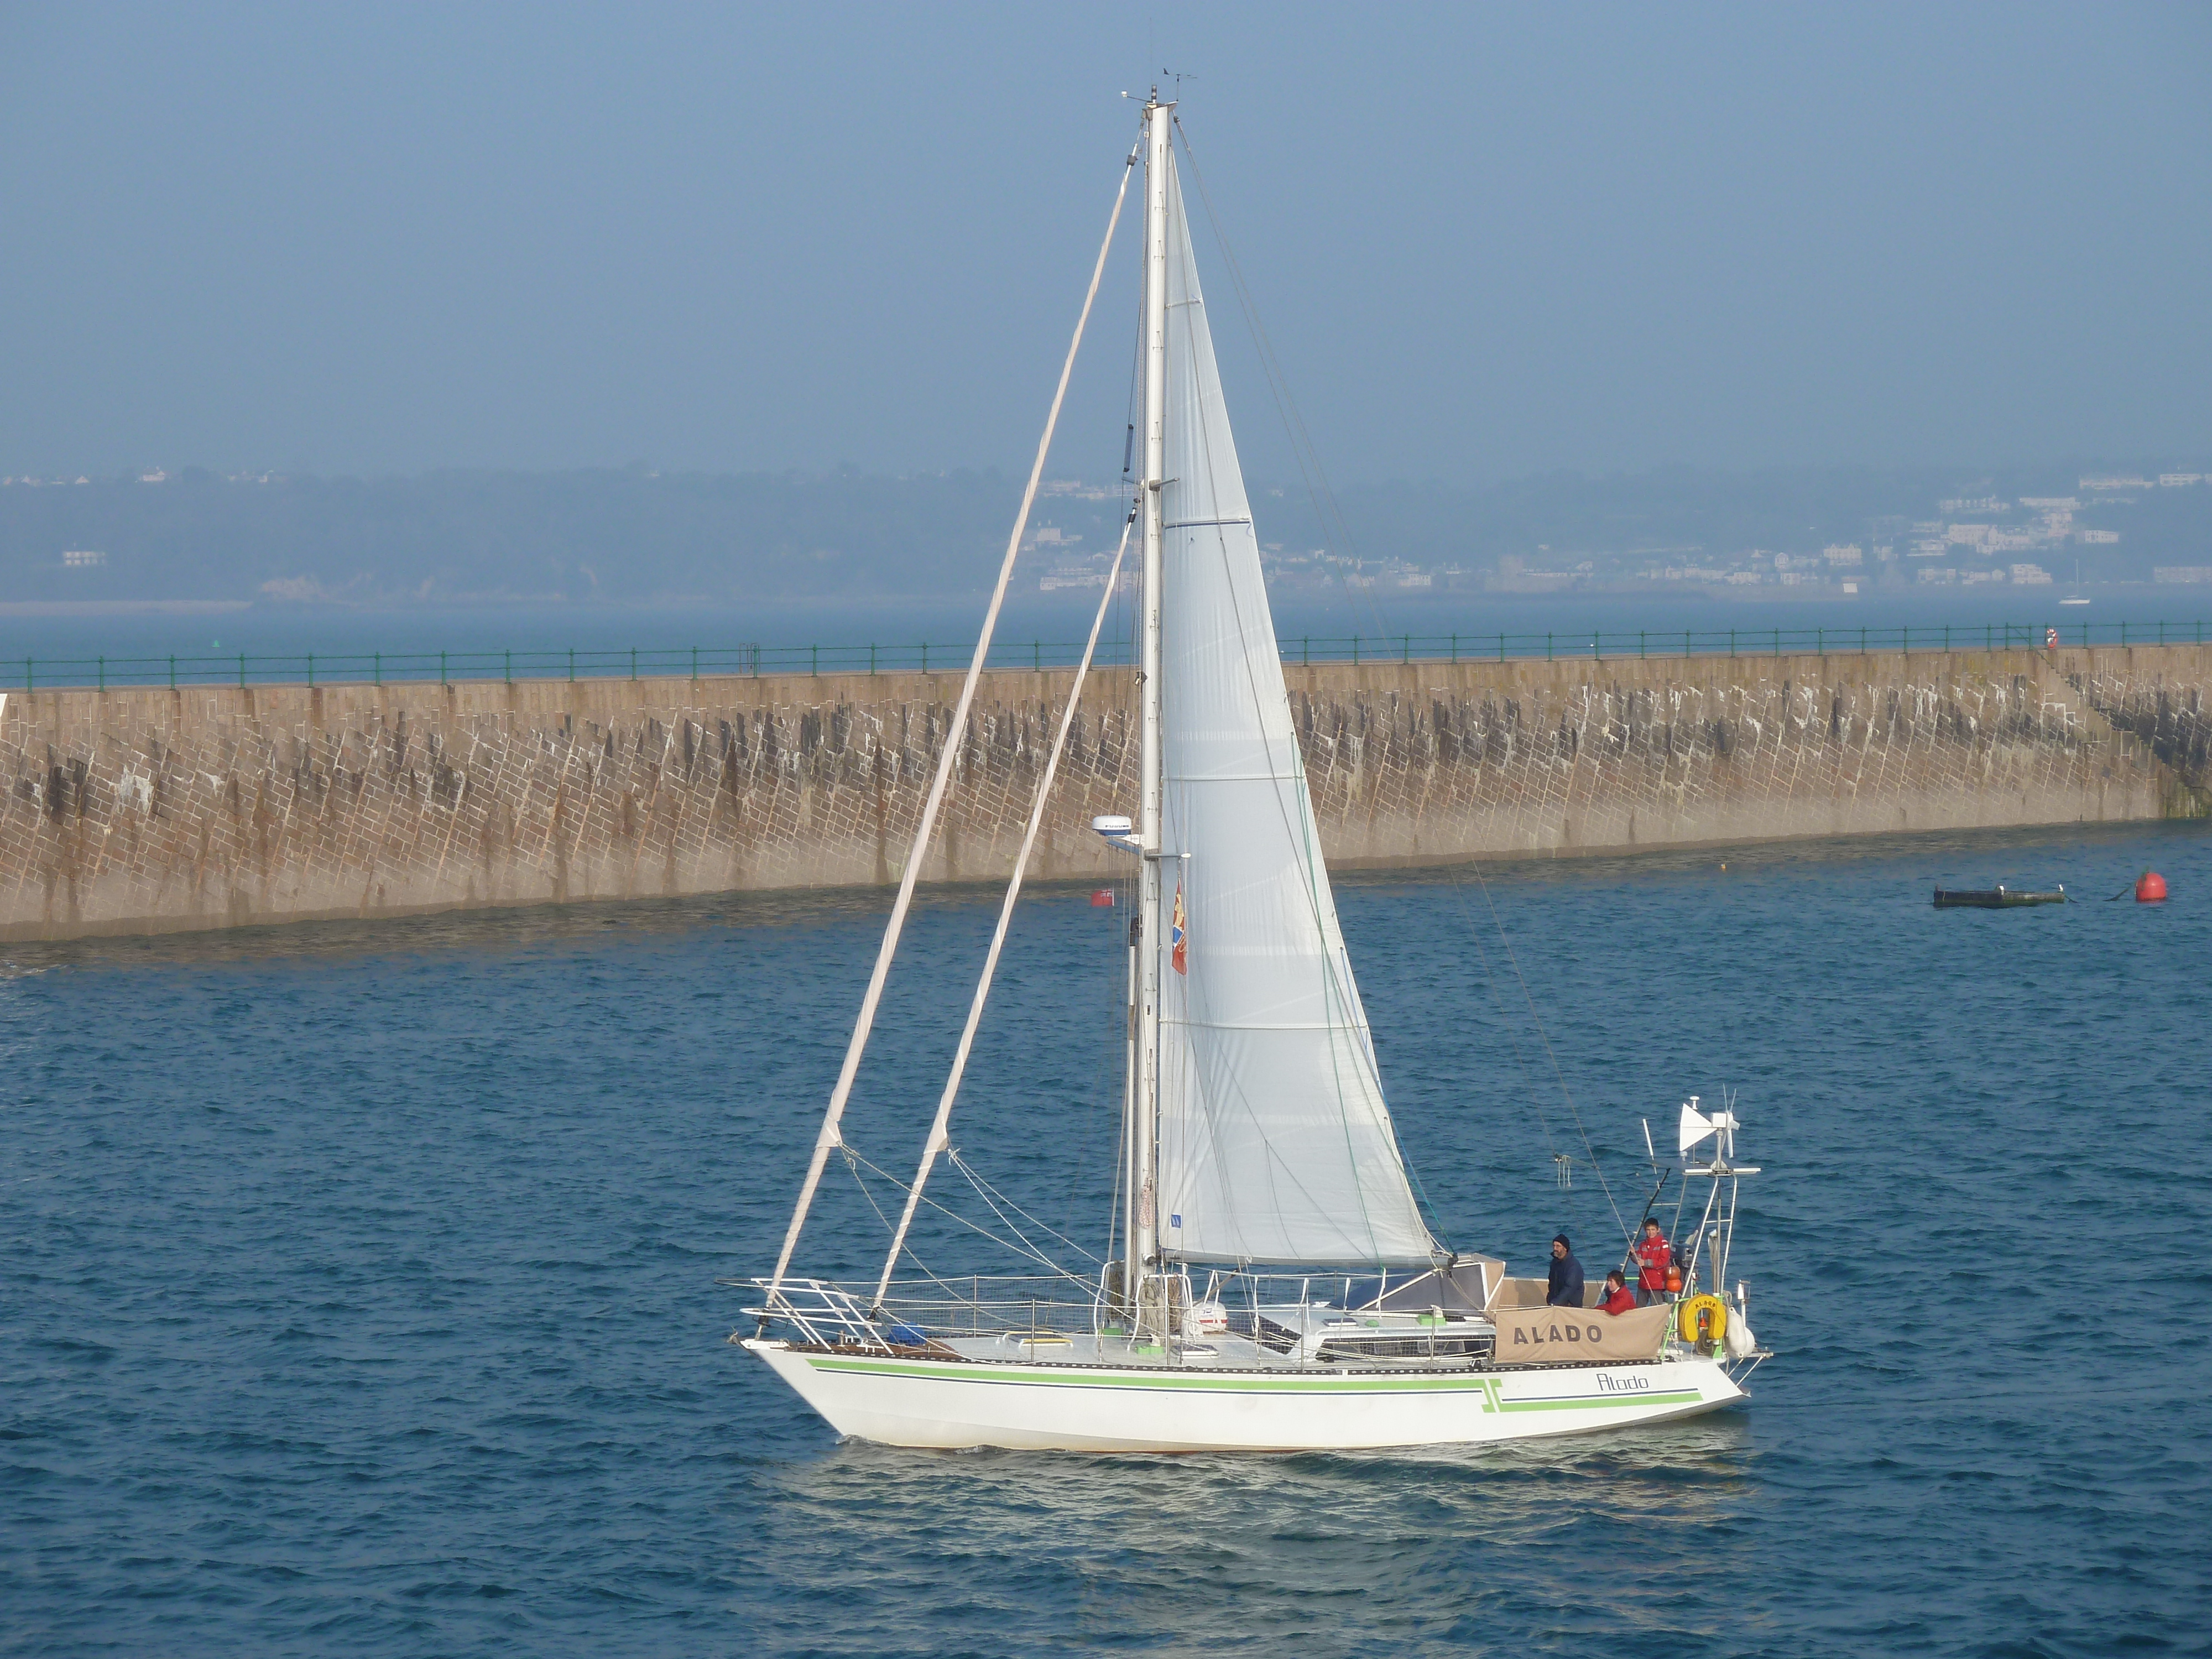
top-left (1151, 150), bottom-right (1434, 1269)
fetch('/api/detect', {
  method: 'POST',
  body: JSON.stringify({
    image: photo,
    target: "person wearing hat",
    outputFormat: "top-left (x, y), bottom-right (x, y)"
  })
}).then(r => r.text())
top-left (1545, 1233), bottom-right (1585, 1307)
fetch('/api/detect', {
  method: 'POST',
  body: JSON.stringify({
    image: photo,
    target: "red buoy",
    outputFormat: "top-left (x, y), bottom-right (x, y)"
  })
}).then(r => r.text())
top-left (2136, 870), bottom-right (2168, 903)
top-left (1091, 888), bottom-right (1115, 907)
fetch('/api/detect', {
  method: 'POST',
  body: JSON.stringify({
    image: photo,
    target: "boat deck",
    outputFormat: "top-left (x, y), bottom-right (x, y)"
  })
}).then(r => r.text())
top-left (941, 1331), bottom-right (1286, 1369)
top-left (922, 1317), bottom-right (1513, 1373)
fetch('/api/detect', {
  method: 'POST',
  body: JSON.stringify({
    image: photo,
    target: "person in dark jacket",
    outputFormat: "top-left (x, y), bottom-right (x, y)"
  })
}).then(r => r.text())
top-left (1546, 1234), bottom-right (1585, 1307)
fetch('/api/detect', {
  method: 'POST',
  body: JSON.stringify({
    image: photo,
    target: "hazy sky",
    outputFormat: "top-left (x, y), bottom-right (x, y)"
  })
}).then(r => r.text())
top-left (3, 3), bottom-right (2207, 485)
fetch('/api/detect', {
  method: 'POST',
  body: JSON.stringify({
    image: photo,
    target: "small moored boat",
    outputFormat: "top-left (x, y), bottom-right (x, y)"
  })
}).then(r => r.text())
top-left (1932, 885), bottom-right (2067, 909)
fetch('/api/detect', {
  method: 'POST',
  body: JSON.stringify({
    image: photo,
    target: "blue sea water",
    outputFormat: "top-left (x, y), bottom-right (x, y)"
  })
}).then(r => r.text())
top-left (4, 820), bottom-right (2209, 1656)
top-left (10, 585), bottom-right (2187, 675)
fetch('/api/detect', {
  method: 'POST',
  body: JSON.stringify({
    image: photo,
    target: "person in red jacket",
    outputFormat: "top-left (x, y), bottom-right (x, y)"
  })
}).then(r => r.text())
top-left (1634, 1217), bottom-right (1673, 1307)
top-left (1597, 1270), bottom-right (1637, 1316)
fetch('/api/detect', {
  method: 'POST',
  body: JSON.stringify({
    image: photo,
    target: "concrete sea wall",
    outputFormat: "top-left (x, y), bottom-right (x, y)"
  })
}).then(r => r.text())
top-left (2, 645), bottom-right (2205, 940)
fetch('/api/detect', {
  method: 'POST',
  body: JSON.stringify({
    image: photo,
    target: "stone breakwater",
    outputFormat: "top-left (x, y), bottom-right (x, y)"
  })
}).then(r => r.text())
top-left (2, 646), bottom-right (2204, 940)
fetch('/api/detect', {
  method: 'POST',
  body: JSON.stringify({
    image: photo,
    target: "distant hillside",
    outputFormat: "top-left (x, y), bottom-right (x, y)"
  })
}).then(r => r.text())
top-left (2, 461), bottom-right (2205, 607)
top-left (0, 466), bottom-right (1108, 607)
top-left (1301, 465), bottom-right (2212, 593)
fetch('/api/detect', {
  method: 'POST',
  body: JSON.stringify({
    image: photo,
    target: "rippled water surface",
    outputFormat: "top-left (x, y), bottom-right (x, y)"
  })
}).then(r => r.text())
top-left (5, 821), bottom-right (2208, 1656)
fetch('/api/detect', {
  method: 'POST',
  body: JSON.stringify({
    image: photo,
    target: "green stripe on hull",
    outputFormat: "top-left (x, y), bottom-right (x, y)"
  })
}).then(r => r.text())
top-left (1502, 1392), bottom-right (1704, 1411)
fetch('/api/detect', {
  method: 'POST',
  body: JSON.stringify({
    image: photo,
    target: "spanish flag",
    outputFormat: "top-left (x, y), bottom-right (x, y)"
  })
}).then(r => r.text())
top-left (1171, 883), bottom-right (1187, 975)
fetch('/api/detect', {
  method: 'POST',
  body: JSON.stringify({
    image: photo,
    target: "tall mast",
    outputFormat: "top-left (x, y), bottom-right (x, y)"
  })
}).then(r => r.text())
top-left (1128, 91), bottom-right (1172, 1326)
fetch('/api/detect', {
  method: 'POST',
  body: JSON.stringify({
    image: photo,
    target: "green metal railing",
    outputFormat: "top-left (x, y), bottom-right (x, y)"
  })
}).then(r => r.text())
top-left (2, 619), bottom-right (2204, 692)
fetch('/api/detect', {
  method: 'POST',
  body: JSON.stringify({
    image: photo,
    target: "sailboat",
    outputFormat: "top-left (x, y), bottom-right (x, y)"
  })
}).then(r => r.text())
top-left (739, 95), bottom-right (1765, 1452)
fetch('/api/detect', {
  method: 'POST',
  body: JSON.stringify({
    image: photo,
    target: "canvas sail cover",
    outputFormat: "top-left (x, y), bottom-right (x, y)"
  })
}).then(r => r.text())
top-left (1151, 153), bottom-right (1435, 1268)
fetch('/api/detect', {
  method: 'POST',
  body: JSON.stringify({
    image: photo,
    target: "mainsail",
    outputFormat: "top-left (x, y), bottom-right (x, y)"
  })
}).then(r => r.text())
top-left (1151, 152), bottom-right (1434, 1268)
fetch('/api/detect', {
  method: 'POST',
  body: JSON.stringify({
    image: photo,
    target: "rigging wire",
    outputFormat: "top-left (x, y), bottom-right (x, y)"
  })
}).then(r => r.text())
top-left (842, 1142), bottom-right (1088, 1284)
top-left (841, 1151), bottom-right (1015, 1313)
top-left (845, 1152), bottom-right (1065, 1316)
top-left (949, 1150), bottom-right (1103, 1269)
top-left (842, 1147), bottom-right (916, 1260)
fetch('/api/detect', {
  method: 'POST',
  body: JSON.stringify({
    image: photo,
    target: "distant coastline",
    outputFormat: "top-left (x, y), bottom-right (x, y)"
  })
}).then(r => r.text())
top-left (4, 462), bottom-right (2206, 614)
top-left (0, 599), bottom-right (249, 617)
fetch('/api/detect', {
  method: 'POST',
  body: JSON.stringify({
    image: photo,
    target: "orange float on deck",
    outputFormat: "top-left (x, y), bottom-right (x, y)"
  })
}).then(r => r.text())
top-left (2136, 870), bottom-right (2168, 903)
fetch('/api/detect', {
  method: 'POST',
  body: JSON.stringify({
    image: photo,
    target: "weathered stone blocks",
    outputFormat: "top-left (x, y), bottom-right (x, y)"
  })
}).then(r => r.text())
top-left (1, 646), bottom-right (2201, 939)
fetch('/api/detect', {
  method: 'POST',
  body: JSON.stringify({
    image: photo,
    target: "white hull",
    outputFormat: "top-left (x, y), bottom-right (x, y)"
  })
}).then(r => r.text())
top-left (746, 1339), bottom-right (1747, 1453)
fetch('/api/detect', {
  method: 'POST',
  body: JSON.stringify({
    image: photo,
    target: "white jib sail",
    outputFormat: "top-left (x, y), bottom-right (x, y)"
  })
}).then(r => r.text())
top-left (1152, 149), bottom-right (1434, 1269)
